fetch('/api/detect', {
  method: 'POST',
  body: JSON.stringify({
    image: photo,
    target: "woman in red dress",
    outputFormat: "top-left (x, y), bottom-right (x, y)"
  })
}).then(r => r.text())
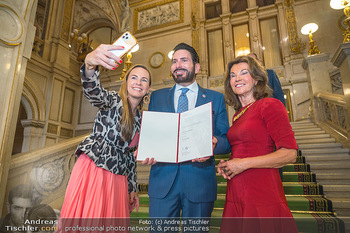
top-left (218, 56), bottom-right (299, 233)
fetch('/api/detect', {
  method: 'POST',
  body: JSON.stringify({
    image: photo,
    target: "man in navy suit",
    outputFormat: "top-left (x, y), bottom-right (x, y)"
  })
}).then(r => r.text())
top-left (145, 43), bottom-right (230, 231)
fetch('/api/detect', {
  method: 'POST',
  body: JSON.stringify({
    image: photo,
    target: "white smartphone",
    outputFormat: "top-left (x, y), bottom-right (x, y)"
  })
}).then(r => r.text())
top-left (110, 31), bottom-right (137, 59)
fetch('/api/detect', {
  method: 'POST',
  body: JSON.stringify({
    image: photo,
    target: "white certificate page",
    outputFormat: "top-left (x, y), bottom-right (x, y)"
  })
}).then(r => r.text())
top-left (137, 111), bottom-right (179, 163)
top-left (137, 102), bottom-right (213, 163)
top-left (178, 102), bottom-right (213, 162)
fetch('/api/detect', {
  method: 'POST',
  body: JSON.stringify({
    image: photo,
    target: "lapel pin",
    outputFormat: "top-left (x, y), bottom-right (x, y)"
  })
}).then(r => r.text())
top-left (202, 94), bottom-right (206, 98)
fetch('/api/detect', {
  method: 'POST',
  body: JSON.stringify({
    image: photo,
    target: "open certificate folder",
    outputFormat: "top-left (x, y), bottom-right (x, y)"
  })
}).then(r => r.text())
top-left (136, 102), bottom-right (213, 163)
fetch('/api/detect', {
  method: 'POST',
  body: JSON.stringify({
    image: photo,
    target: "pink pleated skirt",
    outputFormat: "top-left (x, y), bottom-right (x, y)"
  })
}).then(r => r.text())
top-left (60, 153), bottom-right (130, 218)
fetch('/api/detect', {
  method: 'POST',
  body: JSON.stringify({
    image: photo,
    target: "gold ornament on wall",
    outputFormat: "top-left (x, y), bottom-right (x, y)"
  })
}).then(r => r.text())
top-left (285, 0), bottom-right (305, 53)
top-left (149, 52), bottom-right (165, 69)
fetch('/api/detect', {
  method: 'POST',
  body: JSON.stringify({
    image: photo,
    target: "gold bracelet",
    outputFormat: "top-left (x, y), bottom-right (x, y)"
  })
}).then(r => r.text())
top-left (85, 63), bottom-right (96, 71)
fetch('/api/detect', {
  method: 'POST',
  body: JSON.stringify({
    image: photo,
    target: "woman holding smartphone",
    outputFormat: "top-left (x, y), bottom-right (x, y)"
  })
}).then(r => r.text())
top-left (59, 44), bottom-right (151, 220)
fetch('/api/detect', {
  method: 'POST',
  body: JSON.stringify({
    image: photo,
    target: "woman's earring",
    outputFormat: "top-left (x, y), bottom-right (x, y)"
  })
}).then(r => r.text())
top-left (143, 93), bottom-right (150, 104)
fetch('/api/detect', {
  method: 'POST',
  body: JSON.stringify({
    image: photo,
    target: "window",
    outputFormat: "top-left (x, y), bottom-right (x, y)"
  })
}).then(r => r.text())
top-left (256, 0), bottom-right (275, 7)
top-left (207, 30), bottom-right (225, 76)
top-left (205, 1), bottom-right (222, 20)
top-left (230, 0), bottom-right (247, 13)
top-left (233, 24), bottom-right (250, 57)
top-left (260, 18), bottom-right (282, 68)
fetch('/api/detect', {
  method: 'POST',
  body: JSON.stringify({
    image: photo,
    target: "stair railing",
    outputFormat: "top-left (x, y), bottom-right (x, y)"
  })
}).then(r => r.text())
top-left (313, 92), bottom-right (349, 147)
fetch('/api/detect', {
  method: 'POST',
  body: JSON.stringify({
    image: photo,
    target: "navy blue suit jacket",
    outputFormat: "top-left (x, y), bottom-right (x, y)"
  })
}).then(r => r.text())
top-left (267, 69), bottom-right (286, 106)
top-left (147, 84), bottom-right (230, 203)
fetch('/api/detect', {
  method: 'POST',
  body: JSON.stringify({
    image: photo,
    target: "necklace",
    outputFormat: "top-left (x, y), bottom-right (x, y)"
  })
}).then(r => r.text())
top-left (233, 101), bottom-right (255, 122)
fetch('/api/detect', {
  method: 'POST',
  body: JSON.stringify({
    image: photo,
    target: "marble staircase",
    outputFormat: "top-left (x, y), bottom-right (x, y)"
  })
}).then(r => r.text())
top-left (291, 121), bottom-right (350, 232)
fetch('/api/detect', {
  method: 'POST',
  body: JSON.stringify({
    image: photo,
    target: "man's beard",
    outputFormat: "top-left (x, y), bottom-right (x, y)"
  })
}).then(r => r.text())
top-left (172, 67), bottom-right (195, 84)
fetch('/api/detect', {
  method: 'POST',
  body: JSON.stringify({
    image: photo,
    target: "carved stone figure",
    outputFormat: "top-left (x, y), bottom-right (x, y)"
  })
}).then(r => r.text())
top-left (120, 0), bottom-right (131, 32)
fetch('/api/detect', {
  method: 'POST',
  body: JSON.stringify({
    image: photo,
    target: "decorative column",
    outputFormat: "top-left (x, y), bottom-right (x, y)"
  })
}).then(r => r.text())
top-left (221, 13), bottom-right (233, 69)
top-left (196, 1), bottom-right (208, 87)
top-left (191, 0), bottom-right (200, 57)
top-left (0, 0), bottom-right (38, 213)
top-left (282, 0), bottom-right (307, 121)
top-left (276, 0), bottom-right (291, 62)
top-left (47, 0), bottom-right (74, 68)
top-left (247, 8), bottom-right (260, 57)
top-left (331, 42), bottom-right (350, 144)
top-left (302, 53), bottom-right (332, 122)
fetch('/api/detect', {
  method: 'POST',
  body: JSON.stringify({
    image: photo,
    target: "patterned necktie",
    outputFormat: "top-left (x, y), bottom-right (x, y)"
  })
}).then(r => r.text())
top-left (177, 88), bottom-right (189, 113)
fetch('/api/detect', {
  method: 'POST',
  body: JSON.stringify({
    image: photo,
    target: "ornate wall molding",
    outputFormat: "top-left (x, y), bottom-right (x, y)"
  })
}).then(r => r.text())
top-left (284, 0), bottom-right (305, 54)
top-left (47, 123), bottom-right (59, 135)
top-left (61, 0), bottom-right (74, 42)
top-left (30, 156), bottom-right (66, 195)
top-left (191, 0), bottom-right (199, 57)
top-left (0, 3), bottom-right (24, 45)
top-left (21, 119), bottom-right (45, 128)
top-left (133, 0), bottom-right (184, 33)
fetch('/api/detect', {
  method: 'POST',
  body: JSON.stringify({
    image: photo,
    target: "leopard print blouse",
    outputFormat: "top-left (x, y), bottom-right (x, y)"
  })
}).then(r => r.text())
top-left (75, 65), bottom-right (140, 193)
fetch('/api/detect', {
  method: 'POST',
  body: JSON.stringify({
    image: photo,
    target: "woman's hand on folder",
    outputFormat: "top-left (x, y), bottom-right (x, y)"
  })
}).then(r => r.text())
top-left (133, 149), bottom-right (157, 165)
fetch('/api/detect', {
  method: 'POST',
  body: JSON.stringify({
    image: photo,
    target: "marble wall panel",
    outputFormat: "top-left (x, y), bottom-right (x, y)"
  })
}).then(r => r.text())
top-left (49, 78), bottom-right (63, 121)
top-left (61, 88), bottom-right (75, 124)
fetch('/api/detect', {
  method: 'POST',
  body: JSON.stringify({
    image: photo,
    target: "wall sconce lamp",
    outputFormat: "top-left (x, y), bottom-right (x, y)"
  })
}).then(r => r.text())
top-left (301, 23), bottom-right (321, 55)
top-left (330, 0), bottom-right (350, 43)
top-left (69, 29), bottom-right (87, 50)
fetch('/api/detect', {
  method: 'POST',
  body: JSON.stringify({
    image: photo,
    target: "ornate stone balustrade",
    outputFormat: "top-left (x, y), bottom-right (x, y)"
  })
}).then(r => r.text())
top-left (314, 92), bottom-right (349, 144)
top-left (4, 134), bottom-right (88, 211)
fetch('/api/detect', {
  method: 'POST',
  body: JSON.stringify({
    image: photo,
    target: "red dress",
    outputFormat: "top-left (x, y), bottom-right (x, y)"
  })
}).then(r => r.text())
top-left (221, 98), bottom-right (299, 233)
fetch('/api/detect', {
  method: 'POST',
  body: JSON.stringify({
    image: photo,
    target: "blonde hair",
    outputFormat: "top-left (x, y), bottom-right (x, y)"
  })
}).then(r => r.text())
top-left (119, 65), bottom-right (151, 141)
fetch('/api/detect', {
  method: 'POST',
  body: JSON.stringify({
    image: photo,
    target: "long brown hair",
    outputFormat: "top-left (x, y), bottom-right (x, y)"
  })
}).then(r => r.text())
top-left (119, 64), bottom-right (151, 141)
top-left (224, 56), bottom-right (270, 111)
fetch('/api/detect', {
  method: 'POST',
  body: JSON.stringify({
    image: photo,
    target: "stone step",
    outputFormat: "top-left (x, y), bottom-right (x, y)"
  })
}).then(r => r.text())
top-left (291, 212), bottom-right (346, 233)
top-left (292, 125), bottom-right (319, 130)
top-left (137, 165), bottom-right (151, 172)
top-left (290, 121), bottom-right (313, 125)
top-left (138, 178), bottom-right (150, 185)
top-left (312, 169), bottom-right (350, 177)
top-left (296, 138), bottom-right (336, 144)
top-left (329, 198), bottom-right (350, 216)
top-left (298, 142), bottom-right (344, 149)
top-left (137, 163), bottom-right (151, 172)
top-left (282, 172), bottom-right (316, 183)
top-left (316, 173), bottom-right (350, 185)
top-left (295, 134), bottom-right (331, 140)
top-left (339, 217), bottom-right (350, 233)
top-left (293, 128), bottom-right (324, 133)
top-left (283, 183), bottom-right (324, 195)
top-left (301, 148), bottom-right (350, 154)
top-left (308, 161), bottom-right (350, 170)
top-left (322, 185), bottom-right (350, 198)
top-left (290, 119), bottom-right (312, 125)
top-left (304, 154), bottom-right (350, 162)
top-left (294, 130), bottom-right (326, 136)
